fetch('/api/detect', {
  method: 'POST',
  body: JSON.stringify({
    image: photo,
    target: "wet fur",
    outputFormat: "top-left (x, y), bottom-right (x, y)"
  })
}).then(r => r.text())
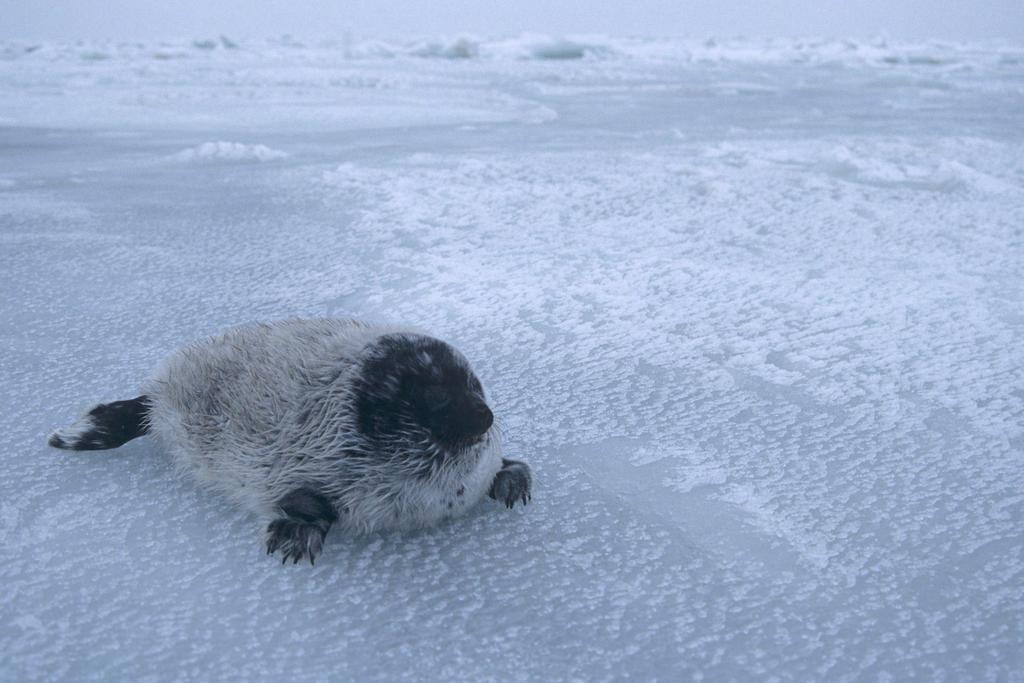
top-left (142, 319), bottom-right (506, 534)
top-left (50, 319), bottom-right (528, 561)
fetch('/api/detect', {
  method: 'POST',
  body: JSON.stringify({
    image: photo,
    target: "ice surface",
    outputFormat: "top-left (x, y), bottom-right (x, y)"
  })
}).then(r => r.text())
top-left (1, 35), bottom-right (1022, 681)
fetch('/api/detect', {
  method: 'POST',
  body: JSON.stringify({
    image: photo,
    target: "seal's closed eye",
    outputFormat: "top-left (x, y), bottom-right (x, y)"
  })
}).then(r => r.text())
top-left (420, 384), bottom-right (451, 410)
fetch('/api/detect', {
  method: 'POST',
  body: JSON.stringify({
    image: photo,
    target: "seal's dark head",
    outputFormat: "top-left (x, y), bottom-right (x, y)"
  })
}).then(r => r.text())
top-left (354, 333), bottom-right (494, 454)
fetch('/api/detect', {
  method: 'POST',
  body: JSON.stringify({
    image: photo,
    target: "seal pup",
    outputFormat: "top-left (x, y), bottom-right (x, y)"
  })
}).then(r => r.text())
top-left (49, 319), bottom-right (532, 564)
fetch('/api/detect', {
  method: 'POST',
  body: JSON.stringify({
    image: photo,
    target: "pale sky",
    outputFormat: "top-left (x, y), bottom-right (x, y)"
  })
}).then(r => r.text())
top-left (2, 0), bottom-right (1022, 42)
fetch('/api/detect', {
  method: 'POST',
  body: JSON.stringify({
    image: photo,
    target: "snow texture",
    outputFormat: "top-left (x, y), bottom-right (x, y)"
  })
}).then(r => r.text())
top-left (1, 34), bottom-right (1023, 681)
top-left (169, 141), bottom-right (288, 163)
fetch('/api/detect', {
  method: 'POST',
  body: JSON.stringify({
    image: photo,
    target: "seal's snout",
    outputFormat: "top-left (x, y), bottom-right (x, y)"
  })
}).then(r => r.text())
top-left (430, 397), bottom-right (493, 450)
top-left (441, 398), bottom-right (492, 442)
top-left (471, 403), bottom-right (494, 436)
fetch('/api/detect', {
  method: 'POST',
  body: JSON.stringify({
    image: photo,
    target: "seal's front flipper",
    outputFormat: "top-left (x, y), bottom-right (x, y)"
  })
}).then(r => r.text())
top-left (48, 396), bottom-right (150, 451)
top-left (489, 458), bottom-right (532, 509)
top-left (266, 488), bottom-right (338, 565)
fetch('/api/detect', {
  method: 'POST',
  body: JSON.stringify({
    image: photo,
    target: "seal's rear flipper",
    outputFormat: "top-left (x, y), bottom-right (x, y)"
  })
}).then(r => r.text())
top-left (49, 396), bottom-right (150, 451)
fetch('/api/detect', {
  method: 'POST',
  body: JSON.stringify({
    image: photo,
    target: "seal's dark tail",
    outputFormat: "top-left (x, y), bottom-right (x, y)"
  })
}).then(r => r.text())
top-left (48, 396), bottom-right (150, 451)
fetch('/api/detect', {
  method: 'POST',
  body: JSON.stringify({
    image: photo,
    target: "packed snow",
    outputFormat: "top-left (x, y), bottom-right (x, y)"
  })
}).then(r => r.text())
top-left (168, 141), bottom-right (289, 164)
top-left (1, 34), bottom-right (1022, 681)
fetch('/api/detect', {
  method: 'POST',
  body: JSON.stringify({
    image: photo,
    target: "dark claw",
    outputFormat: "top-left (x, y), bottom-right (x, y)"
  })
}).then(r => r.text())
top-left (267, 517), bottom-right (328, 566)
top-left (489, 459), bottom-right (532, 511)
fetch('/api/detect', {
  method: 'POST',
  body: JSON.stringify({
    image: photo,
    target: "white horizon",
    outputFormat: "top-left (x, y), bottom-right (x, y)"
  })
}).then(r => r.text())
top-left (2, 0), bottom-right (1022, 43)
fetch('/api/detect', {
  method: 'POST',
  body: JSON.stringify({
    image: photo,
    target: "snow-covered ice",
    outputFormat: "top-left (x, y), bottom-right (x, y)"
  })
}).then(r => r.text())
top-left (168, 141), bottom-right (289, 164)
top-left (1, 34), bottom-right (1022, 680)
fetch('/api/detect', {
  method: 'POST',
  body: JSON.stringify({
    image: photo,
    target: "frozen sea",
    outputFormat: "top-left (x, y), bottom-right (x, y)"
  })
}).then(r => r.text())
top-left (1, 34), bottom-right (1023, 681)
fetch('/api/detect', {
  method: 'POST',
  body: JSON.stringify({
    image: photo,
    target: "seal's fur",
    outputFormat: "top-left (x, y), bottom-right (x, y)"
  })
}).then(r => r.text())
top-left (49, 319), bottom-right (531, 564)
